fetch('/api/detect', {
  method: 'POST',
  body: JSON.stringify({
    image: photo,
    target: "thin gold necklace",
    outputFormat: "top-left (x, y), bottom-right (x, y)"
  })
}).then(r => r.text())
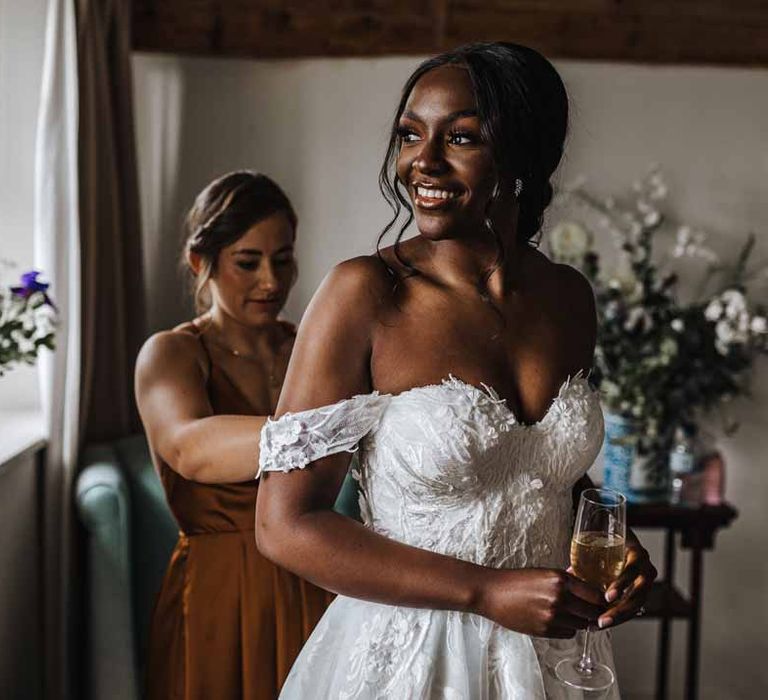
top-left (207, 336), bottom-right (285, 388)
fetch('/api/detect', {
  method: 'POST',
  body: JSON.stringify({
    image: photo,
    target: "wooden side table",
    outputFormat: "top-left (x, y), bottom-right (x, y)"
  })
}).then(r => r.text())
top-left (627, 501), bottom-right (738, 700)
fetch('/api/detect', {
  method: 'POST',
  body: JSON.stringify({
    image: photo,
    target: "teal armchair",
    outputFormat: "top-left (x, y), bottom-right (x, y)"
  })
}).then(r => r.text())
top-left (75, 435), bottom-right (177, 700)
top-left (75, 434), bottom-right (360, 700)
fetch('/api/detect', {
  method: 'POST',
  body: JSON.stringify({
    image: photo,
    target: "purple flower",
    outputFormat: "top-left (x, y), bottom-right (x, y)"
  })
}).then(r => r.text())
top-left (10, 270), bottom-right (55, 308)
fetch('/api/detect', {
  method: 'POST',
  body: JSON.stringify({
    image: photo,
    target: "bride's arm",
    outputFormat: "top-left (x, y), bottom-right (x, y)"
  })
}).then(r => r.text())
top-left (256, 257), bottom-right (606, 638)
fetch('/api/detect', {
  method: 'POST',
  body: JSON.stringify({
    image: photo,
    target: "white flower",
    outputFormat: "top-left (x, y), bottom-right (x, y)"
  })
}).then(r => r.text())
top-left (604, 301), bottom-right (620, 321)
top-left (612, 252), bottom-right (643, 301)
top-left (671, 318), bottom-right (685, 332)
top-left (549, 221), bottom-right (592, 261)
top-left (672, 226), bottom-right (719, 263)
top-left (624, 306), bottom-right (651, 332)
top-left (721, 289), bottom-right (746, 320)
top-left (704, 300), bottom-right (723, 321)
top-left (270, 417), bottom-right (304, 448)
top-left (648, 176), bottom-right (668, 200)
top-left (750, 316), bottom-right (767, 334)
top-left (676, 226), bottom-right (692, 246)
top-left (720, 289), bottom-right (744, 305)
top-left (641, 208), bottom-right (661, 227)
top-left (716, 320), bottom-right (735, 344)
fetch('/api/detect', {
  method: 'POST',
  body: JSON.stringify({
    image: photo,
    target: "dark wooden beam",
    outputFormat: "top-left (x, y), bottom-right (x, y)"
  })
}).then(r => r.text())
top-left (132, 1), bottom-right (768, 66)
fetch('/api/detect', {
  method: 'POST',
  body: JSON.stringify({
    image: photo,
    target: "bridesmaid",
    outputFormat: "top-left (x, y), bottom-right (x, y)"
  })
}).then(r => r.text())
top-left (135, 171), bottom-right (333, 699)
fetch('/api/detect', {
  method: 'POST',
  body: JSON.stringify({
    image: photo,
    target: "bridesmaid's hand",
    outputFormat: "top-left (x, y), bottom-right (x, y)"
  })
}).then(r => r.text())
top-left (598, 537), bottom-right (657, 629)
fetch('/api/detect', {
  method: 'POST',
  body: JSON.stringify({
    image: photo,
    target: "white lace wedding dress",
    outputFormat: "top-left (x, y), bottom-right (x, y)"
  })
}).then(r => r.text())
top-left (259, 373), bottom-right (619, 699)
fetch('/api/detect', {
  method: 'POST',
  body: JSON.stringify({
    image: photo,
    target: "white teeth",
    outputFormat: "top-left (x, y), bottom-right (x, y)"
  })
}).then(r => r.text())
top-left (416, 186), bottom-right (456, 200)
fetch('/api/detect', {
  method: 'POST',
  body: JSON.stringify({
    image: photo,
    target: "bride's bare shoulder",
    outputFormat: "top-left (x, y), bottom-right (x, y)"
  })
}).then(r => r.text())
top-left (525, 246), bottom-right (593, 301)
top-left (552, 260), bottom-right (595, 313)
top-left (540, 254), bottom-right (597, 369)
top-left (310, 254), bottom-right (396, 316)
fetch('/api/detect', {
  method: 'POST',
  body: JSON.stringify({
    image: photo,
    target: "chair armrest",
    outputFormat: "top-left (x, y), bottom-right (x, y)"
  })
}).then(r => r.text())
top-left (75, 451), bottom-right (140, 700)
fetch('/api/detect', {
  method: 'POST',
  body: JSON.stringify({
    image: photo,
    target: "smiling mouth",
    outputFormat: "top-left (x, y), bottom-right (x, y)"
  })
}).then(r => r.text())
top-left (412, 183), bottom-right (462, 210)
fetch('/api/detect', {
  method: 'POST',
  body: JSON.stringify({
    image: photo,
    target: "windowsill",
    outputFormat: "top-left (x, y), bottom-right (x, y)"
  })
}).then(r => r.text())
top-left (0, 410), bottom-right (47, 467)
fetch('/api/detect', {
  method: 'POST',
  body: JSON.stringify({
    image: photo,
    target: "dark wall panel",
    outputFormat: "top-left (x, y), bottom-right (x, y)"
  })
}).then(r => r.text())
top-left (0, 449), bottom-right (43, 700)
top-left (133, 1), bottom-right (768, 66)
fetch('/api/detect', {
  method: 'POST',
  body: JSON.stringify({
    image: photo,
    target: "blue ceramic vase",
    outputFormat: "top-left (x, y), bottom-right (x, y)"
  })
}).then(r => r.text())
top-left (603, 412), bottom-right (668, 502)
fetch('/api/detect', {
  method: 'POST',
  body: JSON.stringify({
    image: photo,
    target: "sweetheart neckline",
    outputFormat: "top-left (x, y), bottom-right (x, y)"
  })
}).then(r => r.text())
top-left (382, 369), bottom-right (596, 429)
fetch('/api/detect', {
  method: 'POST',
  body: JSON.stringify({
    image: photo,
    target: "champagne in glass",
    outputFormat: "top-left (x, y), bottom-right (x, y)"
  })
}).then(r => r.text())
top-left (555, 487), bottom-right (627, 692)
top-left (571, 531), bottom-right (626, 591)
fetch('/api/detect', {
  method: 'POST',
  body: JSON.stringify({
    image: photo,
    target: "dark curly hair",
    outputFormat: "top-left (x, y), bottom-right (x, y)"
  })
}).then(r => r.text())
top-left (182, 171), bottom-right (297, 312)
top-left (378, 42), bottom-right (569, 286)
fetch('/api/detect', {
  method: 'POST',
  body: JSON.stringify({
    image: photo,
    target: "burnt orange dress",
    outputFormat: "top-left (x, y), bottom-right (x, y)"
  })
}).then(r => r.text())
top-left (145, 327), bottom-right (332, 700)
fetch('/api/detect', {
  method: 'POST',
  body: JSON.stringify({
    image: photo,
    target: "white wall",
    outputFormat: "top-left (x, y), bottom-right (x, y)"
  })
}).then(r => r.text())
top-left (132, 54), bottom-right (406, 333)
top-left (133, 53), bottom-right (768, 699)
top-left (0, 0), bottom-right (47, 411)
top-left (0, 5), bottom-right (48, 698)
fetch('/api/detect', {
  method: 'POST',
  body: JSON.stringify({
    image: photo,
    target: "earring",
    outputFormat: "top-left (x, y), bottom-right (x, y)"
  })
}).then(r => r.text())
top-left (514, 178), bottom-right (524, 198)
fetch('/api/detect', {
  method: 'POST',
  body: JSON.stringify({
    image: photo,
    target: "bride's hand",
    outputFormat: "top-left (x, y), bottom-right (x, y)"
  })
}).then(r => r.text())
top-left (476, 568), bottom-right (607, 639)
top-left (597, 538), bottom-right (657, 629)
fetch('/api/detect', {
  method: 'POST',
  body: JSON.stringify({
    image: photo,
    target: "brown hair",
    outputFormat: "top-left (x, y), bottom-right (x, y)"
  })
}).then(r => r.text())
top-left (183, 171), bottom-right (298, 312)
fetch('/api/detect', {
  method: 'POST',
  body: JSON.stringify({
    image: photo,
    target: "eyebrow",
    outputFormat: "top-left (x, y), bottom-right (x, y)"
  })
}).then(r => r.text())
top-left (231, 244), bottom-right (294, 256)
top-left (401, 108), bottom-right (478, 124)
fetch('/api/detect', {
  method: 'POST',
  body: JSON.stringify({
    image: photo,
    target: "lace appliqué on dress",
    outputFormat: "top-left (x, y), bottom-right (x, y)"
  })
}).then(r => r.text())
top-left (258, 393), bottom-right (390, 476)
top-left (269, 375), bottom-right (617, 699)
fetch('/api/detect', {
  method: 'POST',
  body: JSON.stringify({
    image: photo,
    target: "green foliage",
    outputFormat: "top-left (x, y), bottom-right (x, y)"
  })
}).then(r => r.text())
top-left (549, 169), bottom-right (767, 457)
top-left (0, 283), bottom-right (57, 377)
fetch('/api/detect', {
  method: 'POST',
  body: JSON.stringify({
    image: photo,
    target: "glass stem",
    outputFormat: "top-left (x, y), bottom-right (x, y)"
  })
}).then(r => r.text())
top-left (577, 627), bottom-right (595, 675)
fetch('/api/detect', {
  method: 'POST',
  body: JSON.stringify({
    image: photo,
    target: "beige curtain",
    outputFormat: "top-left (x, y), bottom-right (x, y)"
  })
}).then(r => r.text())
top-left (34, 0), bottom-right (81, 697)
top-left (77, 0), bottom-right (146, 445)
top-left (35, 1), bottom-right (144, 697)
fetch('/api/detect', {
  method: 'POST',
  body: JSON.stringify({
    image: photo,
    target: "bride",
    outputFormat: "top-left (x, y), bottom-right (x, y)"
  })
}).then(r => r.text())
top-left (255, 42), bottom-right (656, 698)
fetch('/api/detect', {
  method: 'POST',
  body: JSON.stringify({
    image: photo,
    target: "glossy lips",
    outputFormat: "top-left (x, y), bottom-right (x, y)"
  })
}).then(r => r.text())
top-left (411, 181), bottom-right (462, 211)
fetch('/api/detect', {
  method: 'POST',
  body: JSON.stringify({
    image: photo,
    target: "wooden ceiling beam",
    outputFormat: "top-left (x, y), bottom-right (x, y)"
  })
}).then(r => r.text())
top-left (132, 1), bottom-right (768, 66)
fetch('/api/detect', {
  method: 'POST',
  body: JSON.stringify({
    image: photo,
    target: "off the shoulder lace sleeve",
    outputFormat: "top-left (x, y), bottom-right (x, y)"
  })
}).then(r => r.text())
top-left (257, 392), bottom-right (391, 476)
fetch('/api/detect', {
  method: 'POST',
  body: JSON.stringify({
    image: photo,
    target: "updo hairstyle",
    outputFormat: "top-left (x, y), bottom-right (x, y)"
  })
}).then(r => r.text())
top-left (378, 41), bottom-right (569, 274)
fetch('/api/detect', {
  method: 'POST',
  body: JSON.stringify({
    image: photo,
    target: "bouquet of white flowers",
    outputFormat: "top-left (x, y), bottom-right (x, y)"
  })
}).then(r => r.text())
top-left (0, 264), bottom-right (57, 376)
top-left (549, 169), bottom-right (767, 493)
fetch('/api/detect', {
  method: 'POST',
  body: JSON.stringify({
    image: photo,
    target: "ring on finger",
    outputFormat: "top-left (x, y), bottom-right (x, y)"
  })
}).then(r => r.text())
top-left (636, 606), bottom-right (647, 617)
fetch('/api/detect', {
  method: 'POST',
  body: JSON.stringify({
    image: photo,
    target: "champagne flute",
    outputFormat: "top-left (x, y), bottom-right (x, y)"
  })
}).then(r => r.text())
top-left (554, 487), bottom-right (626, 692)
